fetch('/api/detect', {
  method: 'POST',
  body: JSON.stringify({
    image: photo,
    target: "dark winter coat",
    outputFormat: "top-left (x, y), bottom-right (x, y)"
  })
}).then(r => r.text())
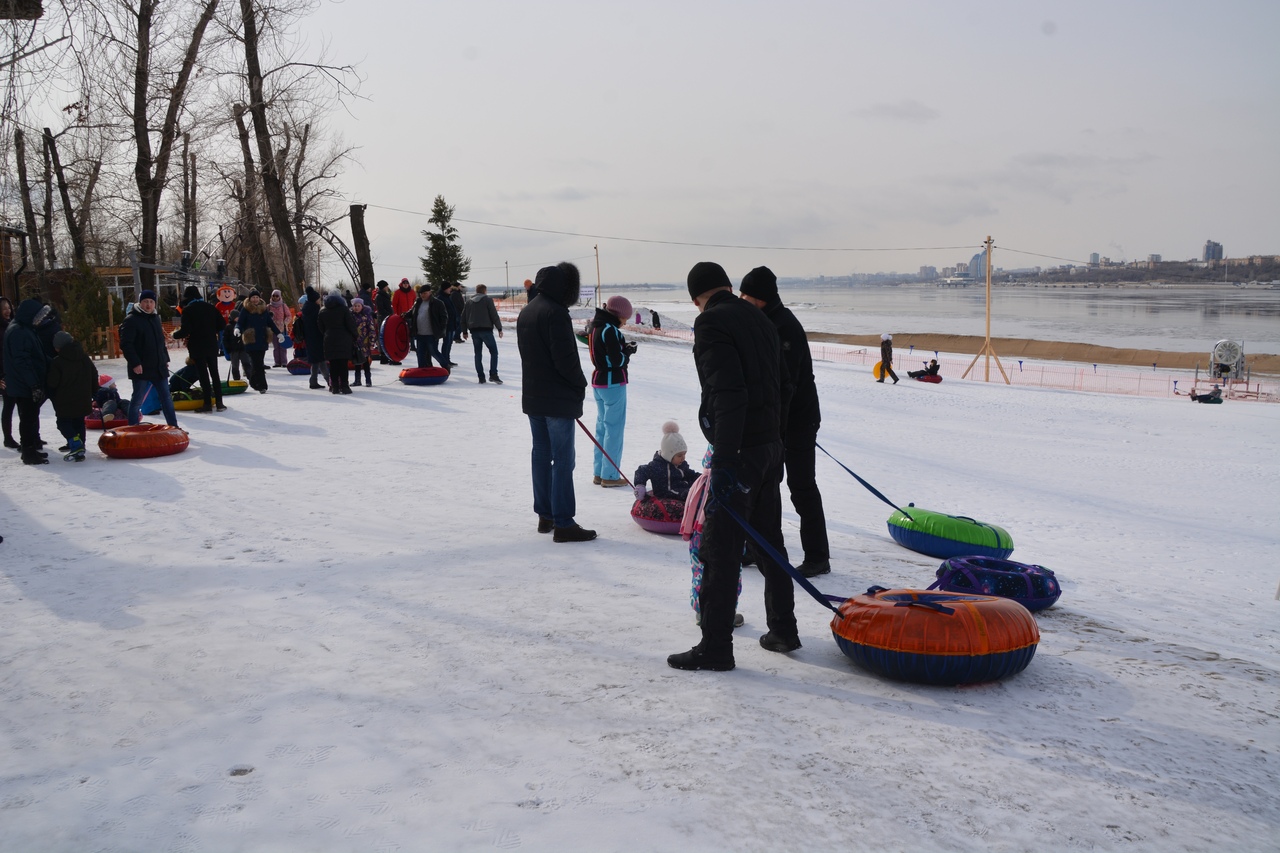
top-left (235, 298), bottom-right (281, 353)
top-left (318, 292), bottom-right (359, 361)
top-left (2, 299), bottom-right (50, 398)
top-left (880, 338), bottom-right (894, 369)
top-left (693, 289), bottom-right (783, 469)
top-left (447, 289), bottom-right (464, 330)
top-left (517, 264), bottom-right (587, 419)
top-left (462, 292), bottom-right (502, 333)
top-left (406, 294), bottom-right (447, 339)
top-left (222, 318), bottom-right (245, 354)
top-left (0, 296), bottom-right (13, 383)
top-left (301, 286), bottom-right (325, 360)
top-left (35, 305), bottom-right (62, 359)
top-left (47, 339), bottom-right (99, 419)
top-left (119, 305), bottom-right (171, 383)
top-left (634, 451), bottom-right (700, 501)
top-left (172, 297), bottom-right (226, 359)
top-left (588, 307), bottom-right (630, 387)
top-left (375, 286), bottom-right (393, 320)
top-left (759, 297), bottom-right (819, 435)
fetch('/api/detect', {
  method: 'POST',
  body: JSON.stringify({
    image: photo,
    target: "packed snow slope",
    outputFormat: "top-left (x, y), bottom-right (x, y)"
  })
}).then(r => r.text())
top-left (1, 331), bottom-right (1277, 853)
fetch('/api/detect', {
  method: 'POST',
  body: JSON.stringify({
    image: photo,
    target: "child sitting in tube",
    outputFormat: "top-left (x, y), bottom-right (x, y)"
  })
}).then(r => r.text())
top-left (632, 421), bottom-right (700, 503)
top-left (908, 358), bottom-right (941, 379)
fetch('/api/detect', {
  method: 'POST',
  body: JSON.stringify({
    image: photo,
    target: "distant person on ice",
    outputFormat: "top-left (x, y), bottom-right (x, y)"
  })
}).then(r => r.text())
top-left (1190, 385), bottom-right (1223, 404)
top-left (668, 261), bottom-right (796, 672)
top-left (878, 333), bottom-right (899, 383)
top-left (908, 359), bottom-right (940, 379)
top-left (517, 262), bottom-right (596, 543)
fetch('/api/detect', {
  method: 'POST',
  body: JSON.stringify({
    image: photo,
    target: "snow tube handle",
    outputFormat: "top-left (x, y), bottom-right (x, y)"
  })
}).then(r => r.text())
top-left (952, 515), bottom-right (978, 523)
top-left (894, 600), bottom-right (956, 615)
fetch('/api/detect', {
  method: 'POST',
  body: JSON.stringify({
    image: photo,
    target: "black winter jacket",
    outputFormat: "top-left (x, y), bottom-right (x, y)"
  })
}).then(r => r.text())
top-left (302, 286), bottom-right (325, 360)
top-left (47, 339), bottom-right (98, 419)
top-left (693, 290), bottom-right (783, 468)
top-left (406, 294), bottom-right (448, 339)
top-left (759, 298), bottom-right (819, 435)
top-left (2, 299), bottom-right (49, 397)
top-left (318, 293), bottom-right (359, 361)
top-left (517, 264), bottom-right (587, 419)
top-left (588, 308), bottom-right (630, 387)
top-left (119, 307), bottom-right (171, 383)
top-left (172, 298), bottom-right (226, 358)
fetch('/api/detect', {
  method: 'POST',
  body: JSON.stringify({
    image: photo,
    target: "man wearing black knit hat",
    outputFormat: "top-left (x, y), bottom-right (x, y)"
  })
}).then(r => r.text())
top-left (668, 262), bottom-right (798, 672)
top-left (739, 266), bottom-right (831, 578)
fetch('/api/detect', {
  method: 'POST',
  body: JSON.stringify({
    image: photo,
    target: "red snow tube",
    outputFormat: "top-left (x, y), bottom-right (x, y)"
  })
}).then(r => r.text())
top-left (915, 374), bottom-right (942, 383)
top-left (831, 587), bottom-right (1039, 685)
top-left (99, 424), bottom-right (190, 459)
top-left (399, 366), bottom-right (449, 386)
top-left (286, 358), bottom-right (311, 375)
top-left (631, 496), bottom-right (684, 535)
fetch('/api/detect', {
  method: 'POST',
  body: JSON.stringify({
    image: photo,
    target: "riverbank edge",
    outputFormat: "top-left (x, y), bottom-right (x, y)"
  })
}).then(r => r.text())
top-left (808, 332), bottom-right (1280, 376)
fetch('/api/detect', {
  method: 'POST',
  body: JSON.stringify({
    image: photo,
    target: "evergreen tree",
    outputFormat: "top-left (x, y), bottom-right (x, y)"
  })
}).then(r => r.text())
top-left (419, 195), bottom-right (472, 289)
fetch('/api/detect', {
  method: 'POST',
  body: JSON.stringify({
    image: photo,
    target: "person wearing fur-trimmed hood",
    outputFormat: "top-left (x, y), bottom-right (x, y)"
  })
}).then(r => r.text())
top-left (234, 290), bottom-right (283, 393)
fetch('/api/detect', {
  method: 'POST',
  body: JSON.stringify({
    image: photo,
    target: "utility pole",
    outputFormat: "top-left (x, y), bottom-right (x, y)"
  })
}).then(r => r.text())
top-left (594, 244), bottom-right (601, 307)
top-left (961, 235), bottom-right (1010, 384)
top-left (505, 260), bottom-right (509, 293)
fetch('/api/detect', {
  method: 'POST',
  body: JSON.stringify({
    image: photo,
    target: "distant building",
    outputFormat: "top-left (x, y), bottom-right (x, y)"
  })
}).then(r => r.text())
top-left (918, 266), bottom-right (937, 281)
top-left (1204, 240), bottom-right (1223, 262)
top-left (968, 249), bottom-right (988, 280)
top-left (1089, 252), bottom-right (1100, 266)
top-left (1148, 254), bottom-right (1162, 264)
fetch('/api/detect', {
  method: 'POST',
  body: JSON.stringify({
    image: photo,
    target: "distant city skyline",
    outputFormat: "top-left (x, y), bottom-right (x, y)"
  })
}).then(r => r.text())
top-left (301, 1), bottom-right (1278, 286)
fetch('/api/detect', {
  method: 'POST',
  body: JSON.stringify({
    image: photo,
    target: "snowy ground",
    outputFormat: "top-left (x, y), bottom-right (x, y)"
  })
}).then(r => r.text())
top-left (1, 328), bottom-right (1277, 853)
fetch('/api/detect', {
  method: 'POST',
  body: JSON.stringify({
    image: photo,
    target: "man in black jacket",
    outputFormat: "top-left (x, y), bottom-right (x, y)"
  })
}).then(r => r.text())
top-left (119, 290), bottom-right (178, 427)
top-left (668, 262), bottom-right (797, 672)
top-left (516, 262), bottom-right (596, 543)
top-left (739, 266), bottom-right (830, 577)
top-left (172, 285), bottom-right (227, 412)
top-left (374, 280), bottom-right (394, 363)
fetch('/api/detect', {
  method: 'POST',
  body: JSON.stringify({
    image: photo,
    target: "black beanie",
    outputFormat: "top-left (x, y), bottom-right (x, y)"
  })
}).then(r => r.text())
top-left (739, 266), bottom-right (778, 302)
top-left (687, 261), bottom-right (731, 299)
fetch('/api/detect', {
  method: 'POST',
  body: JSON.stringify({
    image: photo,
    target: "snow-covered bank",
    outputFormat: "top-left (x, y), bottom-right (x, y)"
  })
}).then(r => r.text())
top-left (1, 334), bottom-right (1277, 852)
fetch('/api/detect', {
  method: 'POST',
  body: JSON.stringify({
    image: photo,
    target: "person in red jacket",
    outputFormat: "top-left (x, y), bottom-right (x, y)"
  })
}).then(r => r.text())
top-left (391, 278), bottom-right (416, 317)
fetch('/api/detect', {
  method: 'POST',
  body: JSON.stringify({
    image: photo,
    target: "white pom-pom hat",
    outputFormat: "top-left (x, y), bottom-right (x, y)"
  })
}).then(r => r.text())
top-left (881, 333), bottom-right (892, 341)
top-left (659, 420), bottom-right (687, 462)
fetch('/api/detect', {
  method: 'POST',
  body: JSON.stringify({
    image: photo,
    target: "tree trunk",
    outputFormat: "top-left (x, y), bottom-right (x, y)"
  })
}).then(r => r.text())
top-left (13, 129), bottom-right (46, 286)
top-left (350, 204), bottom-right (375, 290)
top-left (41, 132), bottom-right (56, 269)
top-left (131, 0), bottom-right (219, 289)
top-left (239, 0), bottom-right (305, 289)
top-left (232, 104), bottom-right (273, 290)
top-left (182, 132), bottom-right (192, 254)
top-left (44, 127), bottom-right (87, 266)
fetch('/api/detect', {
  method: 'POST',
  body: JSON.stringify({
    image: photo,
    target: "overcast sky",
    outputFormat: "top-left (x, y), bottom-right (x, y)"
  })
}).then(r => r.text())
top-left (307, 0), bottom-right (1279, 286)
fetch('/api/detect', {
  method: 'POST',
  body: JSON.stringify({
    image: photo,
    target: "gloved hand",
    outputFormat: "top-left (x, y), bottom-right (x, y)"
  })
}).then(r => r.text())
top-left (276, 333), bottom-right (286, 343)
top-left (709, 465), bottom-right (745, 508)
top-left (623, 341), bottom-right (638, 356)
top-left (31, 387), bottom-right (46, 406)
top-left (633, 484), bottom-right (647, 501)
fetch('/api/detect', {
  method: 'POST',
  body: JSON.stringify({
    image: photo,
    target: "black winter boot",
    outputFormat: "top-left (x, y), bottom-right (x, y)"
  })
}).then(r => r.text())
top-left (667, 644), bottom-right (735, 671)
top-left (759, 632), bottom-right (802, 653)
top-left (553, 524), bottom-right (597, 543)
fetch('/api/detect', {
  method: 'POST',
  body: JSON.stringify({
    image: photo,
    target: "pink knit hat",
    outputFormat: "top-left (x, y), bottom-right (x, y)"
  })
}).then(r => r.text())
top-left (605, 295), bottom-right (633, 321)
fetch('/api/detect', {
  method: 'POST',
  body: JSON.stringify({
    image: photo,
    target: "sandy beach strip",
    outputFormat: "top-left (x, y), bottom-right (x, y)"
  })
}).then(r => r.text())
top-left (808, 332), bottom-right (1280, 375)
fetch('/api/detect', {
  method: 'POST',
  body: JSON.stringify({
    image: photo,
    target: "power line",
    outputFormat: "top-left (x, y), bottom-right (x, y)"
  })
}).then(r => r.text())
top-left (361, 202), bottom-right (978, 254)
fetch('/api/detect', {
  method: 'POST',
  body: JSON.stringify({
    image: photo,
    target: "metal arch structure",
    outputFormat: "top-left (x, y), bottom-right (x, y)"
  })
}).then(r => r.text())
top-left (299, 215), bottom-right (361, 288)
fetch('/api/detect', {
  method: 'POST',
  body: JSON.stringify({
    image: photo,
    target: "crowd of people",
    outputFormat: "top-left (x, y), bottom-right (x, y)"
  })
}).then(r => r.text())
top-left (515, 260), bottom-right (833, 673)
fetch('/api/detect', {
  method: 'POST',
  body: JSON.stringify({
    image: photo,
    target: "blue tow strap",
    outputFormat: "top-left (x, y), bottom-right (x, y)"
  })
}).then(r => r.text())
top-left (815, 442), bottom-right (915, 523)
top-left (718, 501), bottom-right (842, 613)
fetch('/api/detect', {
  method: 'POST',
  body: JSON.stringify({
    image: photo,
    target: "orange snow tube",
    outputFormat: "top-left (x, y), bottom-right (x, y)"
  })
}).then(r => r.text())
top-left (831, 587), bottom-right (1039, 685)
top-left (99, 424), bottom-right (190, 459)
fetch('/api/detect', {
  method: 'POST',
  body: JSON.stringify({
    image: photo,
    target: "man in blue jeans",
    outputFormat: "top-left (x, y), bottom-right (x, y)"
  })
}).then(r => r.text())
top-left (516, 262), bottom-right (596, 542)
top-left (461, 283), bottom-right (503, 384)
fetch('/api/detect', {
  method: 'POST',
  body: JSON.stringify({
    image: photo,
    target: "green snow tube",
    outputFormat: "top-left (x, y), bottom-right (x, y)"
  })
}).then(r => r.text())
top-left (887, 504), bottom-right (1014, 560)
